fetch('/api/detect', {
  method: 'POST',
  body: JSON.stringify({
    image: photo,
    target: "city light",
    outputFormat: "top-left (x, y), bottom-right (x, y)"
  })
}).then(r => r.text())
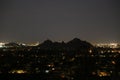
top-left (45, 70), bottom-right (49, 73)
top-left (95, 43), bottom-right (119, 48)
top-left (98, 71), bottom-right (110, 77)
top-left (9, 70), bottom-right (27, 74)
top-left (0, 42), bottom-right (5, 48)
top-left (0, 38), bottom-right (120, 79)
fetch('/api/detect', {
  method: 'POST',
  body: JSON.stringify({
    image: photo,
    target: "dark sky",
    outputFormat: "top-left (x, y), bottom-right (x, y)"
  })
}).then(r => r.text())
top-left (0, 0), bottom-right (120, 43)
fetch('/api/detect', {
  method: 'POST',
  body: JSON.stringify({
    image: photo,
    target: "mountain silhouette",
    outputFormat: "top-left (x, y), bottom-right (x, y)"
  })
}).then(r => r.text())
top-left (38, 38), bottom-right (93, 51)
top-left (67, 38), bottom-right (93, 50)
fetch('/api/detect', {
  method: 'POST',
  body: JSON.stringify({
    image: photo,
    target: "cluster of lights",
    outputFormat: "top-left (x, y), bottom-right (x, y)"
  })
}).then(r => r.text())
top-left (26, 42), bottom-right (40, 46)
top-left (98, 71), bottom-right (110, 77)
top-left (9, 70), bottom-right (27, 74)
top-left (95, 43), bottom-right (119, 48)
top-left (0, 43), bottom-right (5, 48)
top-left (0, 41), bottom-right (40, 48)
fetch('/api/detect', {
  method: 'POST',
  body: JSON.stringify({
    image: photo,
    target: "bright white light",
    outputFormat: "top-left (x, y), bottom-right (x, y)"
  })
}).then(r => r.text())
top-left (45, 70), bottom-right (49, 73)
top-left (22, 43), bottom-right (26, 46)
top-left (52, 68), bottom-right (55, 70)
top-left (0, 43), bottom-right (5, 48)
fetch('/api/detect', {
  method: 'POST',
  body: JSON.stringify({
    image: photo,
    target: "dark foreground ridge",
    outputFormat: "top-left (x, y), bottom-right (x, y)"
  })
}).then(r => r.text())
top-left (0, 38), bottom-right (120, 80)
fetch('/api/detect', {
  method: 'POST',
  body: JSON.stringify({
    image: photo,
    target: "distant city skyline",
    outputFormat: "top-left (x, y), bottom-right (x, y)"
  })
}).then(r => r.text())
top-left (0, 0), bottom-right (120, 43)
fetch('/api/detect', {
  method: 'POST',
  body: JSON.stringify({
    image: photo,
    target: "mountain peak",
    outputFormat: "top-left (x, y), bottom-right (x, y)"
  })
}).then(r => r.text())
top-left (38, 38), bottom-right (93, 51)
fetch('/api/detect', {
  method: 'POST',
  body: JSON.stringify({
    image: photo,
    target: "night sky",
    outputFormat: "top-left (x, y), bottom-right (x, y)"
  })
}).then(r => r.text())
top-left (0, 0), bottom-right (120, 43)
